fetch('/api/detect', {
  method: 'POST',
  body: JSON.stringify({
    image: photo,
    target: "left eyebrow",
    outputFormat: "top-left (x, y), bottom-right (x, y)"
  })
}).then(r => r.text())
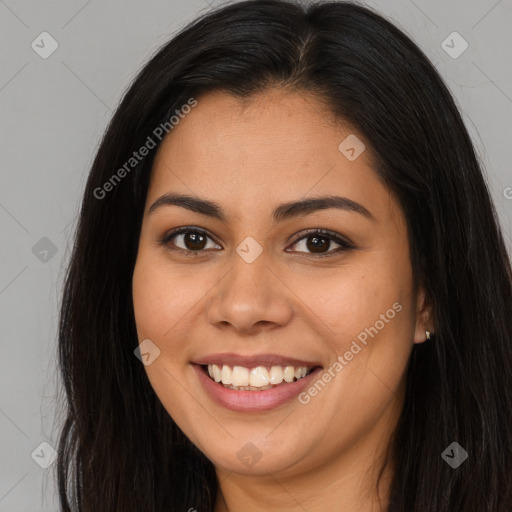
top-left (148, 193), bottom-right (375, 223)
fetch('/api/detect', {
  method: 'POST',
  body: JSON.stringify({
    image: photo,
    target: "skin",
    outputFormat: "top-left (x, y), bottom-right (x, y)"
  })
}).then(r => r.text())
top-left (132, 88), bottom-right (434, 512)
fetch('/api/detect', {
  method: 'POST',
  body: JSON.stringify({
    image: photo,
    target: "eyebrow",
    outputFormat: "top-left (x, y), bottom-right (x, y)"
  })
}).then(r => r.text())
top-left (148, 193), bottom-right (375, 223)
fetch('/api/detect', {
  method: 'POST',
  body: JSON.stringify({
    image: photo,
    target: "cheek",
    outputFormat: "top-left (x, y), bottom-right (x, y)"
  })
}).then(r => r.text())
top-left (132, 244), bottom-right (207, 334)
top-left (132, 251), bottom-right (193, 362)
top-left (292, 252), bottom-right (415, 400)
top-left (292, 266), bottom-right (414, 426)
top-left (131, 252), bottom-right (206, 430)
top-left (296, 262), bottom-right (412, 345)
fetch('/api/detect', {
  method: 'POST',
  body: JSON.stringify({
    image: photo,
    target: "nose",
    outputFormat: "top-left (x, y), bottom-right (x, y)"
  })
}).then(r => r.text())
top-left (206, 251), bottom-right (293, 336)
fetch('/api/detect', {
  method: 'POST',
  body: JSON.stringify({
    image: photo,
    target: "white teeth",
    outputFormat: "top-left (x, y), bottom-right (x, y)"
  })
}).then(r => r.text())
top-left (283, 366), bottom-right (295, 382)
top-left (221, 365), bottom-right (232, 385)
top-left (294, 367), bottom-right (307, 379)
top-left (269, 366), bottom-right (283, 385)
top-left (249, 367), bottom-right (270, 387)
top-left (212, 364), bottom-right (222, 383)
top-left (206, 364), bottom-right (314, 389)
top-left (231, 366), bottom-right (249, 387)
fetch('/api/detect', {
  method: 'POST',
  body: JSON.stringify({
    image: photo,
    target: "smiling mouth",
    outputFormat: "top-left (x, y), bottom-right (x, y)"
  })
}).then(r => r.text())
top-left (200, 364), bottom-right (318, 391)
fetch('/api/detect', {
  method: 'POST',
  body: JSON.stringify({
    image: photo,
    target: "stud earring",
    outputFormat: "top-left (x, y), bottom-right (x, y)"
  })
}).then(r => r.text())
top-left (425, 330), bottom-right (431, 340)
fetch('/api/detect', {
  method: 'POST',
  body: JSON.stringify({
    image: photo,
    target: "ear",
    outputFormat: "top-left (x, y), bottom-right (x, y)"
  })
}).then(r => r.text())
top-left (413, 285), bottom-right (435, 344)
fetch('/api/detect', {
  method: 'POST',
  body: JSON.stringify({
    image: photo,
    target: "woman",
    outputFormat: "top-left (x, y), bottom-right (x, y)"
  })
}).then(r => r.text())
top-left (55, 1), bottom-right (512, 511)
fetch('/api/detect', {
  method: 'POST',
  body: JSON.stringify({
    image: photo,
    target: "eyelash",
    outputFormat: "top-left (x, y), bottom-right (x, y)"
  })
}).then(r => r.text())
top-left (158, 226), bottom-right (355, 258)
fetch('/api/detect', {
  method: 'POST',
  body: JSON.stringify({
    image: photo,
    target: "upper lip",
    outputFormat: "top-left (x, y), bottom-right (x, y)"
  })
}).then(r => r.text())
top-left (192, 353), bottom-right (323, 368)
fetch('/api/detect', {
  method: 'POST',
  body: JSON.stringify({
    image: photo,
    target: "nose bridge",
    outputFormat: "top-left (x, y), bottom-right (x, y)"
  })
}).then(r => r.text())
top-left (222, 244), bottom-right (272, 308)
top-left (206, 242), bottom-right (292, 332)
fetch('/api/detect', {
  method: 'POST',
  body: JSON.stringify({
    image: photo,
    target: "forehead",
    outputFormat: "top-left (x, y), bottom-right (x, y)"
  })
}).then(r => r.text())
top-left (153, 88), bottom-right (355, 171)
top-left (146, 89), bottom-right (397, 225)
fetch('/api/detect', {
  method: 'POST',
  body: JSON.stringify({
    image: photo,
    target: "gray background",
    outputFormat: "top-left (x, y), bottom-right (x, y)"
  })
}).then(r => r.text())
top-left (0, 0), bottom-right (510, 510)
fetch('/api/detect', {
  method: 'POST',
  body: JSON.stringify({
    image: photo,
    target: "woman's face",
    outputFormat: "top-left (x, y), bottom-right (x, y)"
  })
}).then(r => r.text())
top-left (132, 89), bottom-right (431, 482)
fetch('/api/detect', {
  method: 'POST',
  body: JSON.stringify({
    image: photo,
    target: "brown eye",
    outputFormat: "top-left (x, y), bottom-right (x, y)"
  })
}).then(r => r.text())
top-left (180, 231), bottom-right (207, 251)
top-left (305, 235), bottom-right (331, 253)
top-left (161, 227), bottom-right (221, 255)
top-left (287, 229), bottom-right (354, 256)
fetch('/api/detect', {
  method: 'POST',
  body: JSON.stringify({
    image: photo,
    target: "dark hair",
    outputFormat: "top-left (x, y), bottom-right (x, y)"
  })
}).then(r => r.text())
top-left (55, 1), bottom-right (512, 510)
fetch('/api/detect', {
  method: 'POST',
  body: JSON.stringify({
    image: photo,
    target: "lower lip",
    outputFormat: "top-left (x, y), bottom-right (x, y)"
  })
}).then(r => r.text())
top-left (192, 364), bottom-right (323, 413)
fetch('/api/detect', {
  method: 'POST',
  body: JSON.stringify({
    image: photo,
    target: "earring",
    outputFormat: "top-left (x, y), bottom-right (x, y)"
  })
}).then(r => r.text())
top-left (425, 330), bottom-right (431, 340)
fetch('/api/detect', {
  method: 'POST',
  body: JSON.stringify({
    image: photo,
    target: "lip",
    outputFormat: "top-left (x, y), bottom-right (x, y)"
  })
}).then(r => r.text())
top-left (192, 363), bottom-right (323, 413)
top-left (192, 352), bottom-right (322, 368)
